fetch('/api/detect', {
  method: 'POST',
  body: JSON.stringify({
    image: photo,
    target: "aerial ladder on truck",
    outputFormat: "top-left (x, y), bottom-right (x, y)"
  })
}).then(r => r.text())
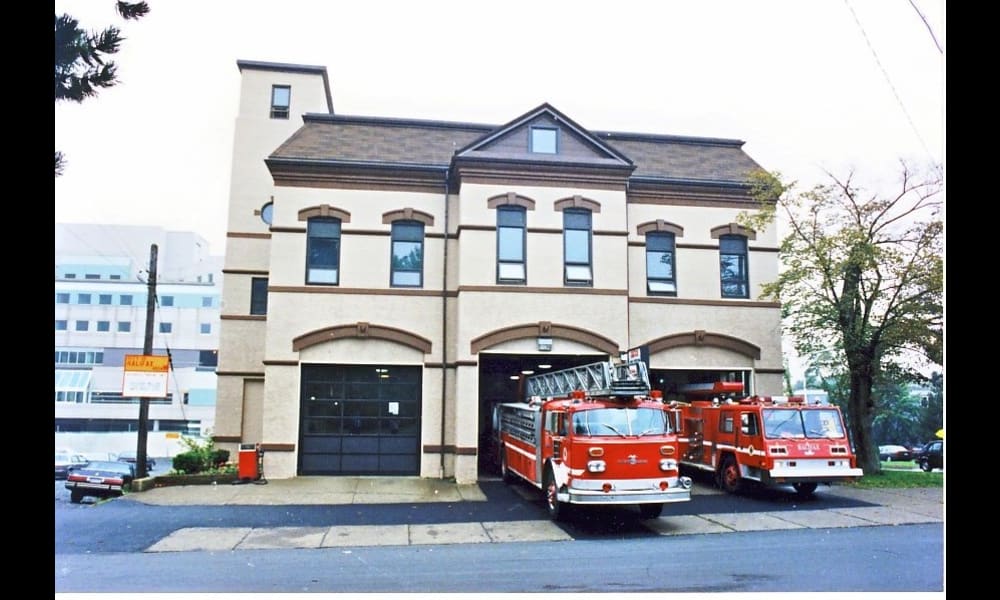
top-left (494, 358), bottom-right (692, 521)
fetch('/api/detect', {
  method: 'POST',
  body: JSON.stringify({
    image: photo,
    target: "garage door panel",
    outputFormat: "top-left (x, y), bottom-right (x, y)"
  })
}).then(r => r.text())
top-left (301, 436), bottom-right (342, 453)
top-left (301, 453), bottom-right (341, 472)
top-left (379, 454), bottom-right (418, 473)
top-left (341, 454), bottom-right (380, 472)
top-left (379, 435), bottom-right (418, 453)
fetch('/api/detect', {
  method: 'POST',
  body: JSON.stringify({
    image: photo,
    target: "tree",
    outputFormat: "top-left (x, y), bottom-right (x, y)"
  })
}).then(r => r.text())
top-left (54, 1), bottom-right (150, 176)
top-left (744, 162), bottom-right (943, 476)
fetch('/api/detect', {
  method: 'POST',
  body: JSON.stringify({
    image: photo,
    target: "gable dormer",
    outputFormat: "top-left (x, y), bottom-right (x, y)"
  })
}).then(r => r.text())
top-left (451, 103), bottom-right (635, 189)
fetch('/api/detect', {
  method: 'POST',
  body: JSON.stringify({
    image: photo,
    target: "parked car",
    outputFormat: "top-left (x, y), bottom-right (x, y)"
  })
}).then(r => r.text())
top-left (65, 461), bottom-right (136, 503)
top-left (55, 452), bottom-right (89, 479)
top-left (116, 450), bottom-right (156, 472)
top-left (878, 444), bottom-right (913, 462)
top-left (913, 440), bottom-right (943, 472)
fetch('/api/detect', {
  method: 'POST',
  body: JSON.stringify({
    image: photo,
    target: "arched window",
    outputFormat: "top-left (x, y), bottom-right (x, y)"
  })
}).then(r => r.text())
top-left (391, 220), bottom-right (424, 287)
top-left (306, 217), bottom-right (341, 285)
top-left (719, 234), bottom-right (749, 298)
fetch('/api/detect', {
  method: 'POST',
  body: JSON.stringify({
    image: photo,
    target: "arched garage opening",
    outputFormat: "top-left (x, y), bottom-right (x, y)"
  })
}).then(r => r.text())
top-left (476, 353), bottom-right (604, 477)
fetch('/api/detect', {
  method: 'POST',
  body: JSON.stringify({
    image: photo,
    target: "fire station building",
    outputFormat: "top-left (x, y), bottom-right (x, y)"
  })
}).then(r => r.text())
top-left (213, 60), bottom-right (784, 483)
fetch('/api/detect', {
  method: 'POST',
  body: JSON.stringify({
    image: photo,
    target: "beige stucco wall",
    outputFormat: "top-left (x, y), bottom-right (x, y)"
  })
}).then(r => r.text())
top-left (217, 318), bottom-right (266, 372)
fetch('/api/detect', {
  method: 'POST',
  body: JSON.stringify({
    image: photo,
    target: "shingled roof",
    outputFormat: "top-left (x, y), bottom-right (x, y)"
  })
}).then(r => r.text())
top-left (269, 112), bottom-right (766, 186)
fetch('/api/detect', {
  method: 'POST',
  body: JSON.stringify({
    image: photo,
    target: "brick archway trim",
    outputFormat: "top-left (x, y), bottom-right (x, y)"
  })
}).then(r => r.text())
top-left (298, 204), bottom-right (352, 222)
top-left (292, 322), bottom-right (432, 354)
top-left (470, 321), bottom-right (618, 355)
top-left (644, 330), bottom-right (761, 360)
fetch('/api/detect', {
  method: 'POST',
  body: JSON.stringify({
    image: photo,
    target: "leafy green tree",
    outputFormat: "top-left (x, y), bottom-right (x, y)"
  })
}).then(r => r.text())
top-left (916, 371), bottom-right (944, 443)
top-left (54, 1), bottom-right (150, 176)
top-left (744, 162), bottom-right (943, 475)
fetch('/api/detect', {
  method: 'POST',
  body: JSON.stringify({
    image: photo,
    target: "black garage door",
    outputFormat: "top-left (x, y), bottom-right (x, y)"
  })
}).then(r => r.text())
top-left (299, 364), bottom-right (421, 475)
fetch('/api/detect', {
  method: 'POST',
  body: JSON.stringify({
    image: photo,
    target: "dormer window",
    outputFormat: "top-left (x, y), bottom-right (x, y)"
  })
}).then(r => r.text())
top-left (270, 85), bottom-right (290, 119)
top-left (530, 126), bottom-right (558, 154)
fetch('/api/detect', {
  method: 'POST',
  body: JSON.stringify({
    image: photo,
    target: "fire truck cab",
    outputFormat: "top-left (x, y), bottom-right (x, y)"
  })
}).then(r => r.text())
top-left (675, 382), bottom-right (863, 496)
top-left (494, 359), bottom-right (693, 520)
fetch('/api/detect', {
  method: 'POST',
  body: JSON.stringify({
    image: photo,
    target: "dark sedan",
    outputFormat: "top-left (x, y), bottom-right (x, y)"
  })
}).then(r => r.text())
top-left (913, 440), bottom-right (943, 472)
top-left (65, 461), bottom-right (135, 503)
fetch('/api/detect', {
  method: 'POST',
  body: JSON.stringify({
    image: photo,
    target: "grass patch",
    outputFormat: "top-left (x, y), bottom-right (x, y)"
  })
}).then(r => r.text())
top-left (841, 468), bottom-right (943, 489)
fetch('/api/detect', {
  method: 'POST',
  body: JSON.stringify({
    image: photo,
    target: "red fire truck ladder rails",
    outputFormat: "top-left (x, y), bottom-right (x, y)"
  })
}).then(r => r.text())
top-left (524, 359), bottom-right (651, 399)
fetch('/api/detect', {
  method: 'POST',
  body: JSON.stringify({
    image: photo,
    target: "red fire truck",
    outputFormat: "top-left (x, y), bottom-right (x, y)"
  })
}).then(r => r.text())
top-left (493, 359), bottom-right (692, 521)
top-left (674, 382), bottom-right (863, 496)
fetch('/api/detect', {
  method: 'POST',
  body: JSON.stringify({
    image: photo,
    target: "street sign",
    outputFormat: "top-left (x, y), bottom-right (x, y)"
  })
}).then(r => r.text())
top-left (122, 354), bottom-right (169, 398)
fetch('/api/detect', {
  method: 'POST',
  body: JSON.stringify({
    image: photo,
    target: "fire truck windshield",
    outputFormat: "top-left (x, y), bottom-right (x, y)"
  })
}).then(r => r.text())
top-left (572, 407), bottom-right (671, 437)
top-left (762, 408), bottom-right (847, 439)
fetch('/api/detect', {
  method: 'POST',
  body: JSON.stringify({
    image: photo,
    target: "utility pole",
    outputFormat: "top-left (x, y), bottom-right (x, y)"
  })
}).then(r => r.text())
top-left (136, 244), bottom-right (157, 479)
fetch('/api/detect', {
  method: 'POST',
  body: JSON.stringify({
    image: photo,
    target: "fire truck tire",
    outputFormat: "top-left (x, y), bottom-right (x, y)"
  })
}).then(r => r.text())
top-left (543, 466), bottom-right (567, 521)
top-left (793, 482), bottom-right (818, 496)
top-left (639, 503), bottom-right (663, 519)
top-left (718, 455), bottom-right (744, 494)
top-left (500, 451), bottom-right (516, 484)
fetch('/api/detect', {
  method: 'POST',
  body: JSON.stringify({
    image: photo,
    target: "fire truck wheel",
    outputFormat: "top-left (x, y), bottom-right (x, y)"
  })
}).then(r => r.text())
top-left (718, 455), bottom-right (744, 494)
top-left (543, 467), bottom-right (566, 521)
top-left (639, 503), bottom-right (663, 519)
top-left (500, 452), bottom-right (516, 484)
top-left (793, 482), bottom-right (818, 496)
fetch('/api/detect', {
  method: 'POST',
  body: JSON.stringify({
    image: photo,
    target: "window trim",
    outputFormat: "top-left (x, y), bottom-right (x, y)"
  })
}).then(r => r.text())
top-left (389, 220), bottom-right (425, 288)
top-left (529, 126), bottom-right (559, 154)
top-left (305, 217), bottom-right (342, 286)
top-left (719, 234), bottom-right (750, 299)
top-left (496, 205), bottom-right (527, 284)
top-left (270, 84), bottom-right (291, 119)
top-left (562, 208), bottom-right (593, 286)
top-left (645, 232), bottom-right (677, 296)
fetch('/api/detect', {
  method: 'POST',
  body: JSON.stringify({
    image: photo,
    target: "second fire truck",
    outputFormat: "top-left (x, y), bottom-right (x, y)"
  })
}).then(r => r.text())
top-left (493, 359), bottom-right (692, 520)
top-left (673, 382), bottom-right (863, 496)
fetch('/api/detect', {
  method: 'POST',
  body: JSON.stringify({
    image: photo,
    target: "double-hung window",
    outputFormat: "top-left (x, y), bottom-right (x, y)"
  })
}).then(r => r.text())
top-left (646, 232), bottom-right (676, 295)
top-left (497, 206), bottom-right (526, 283)
top-left (250, 277), bottom-right (269, 315)
top-left (270, 85), bottom-right (290, 119)
top-left (306, 218), bottom-right (341, 285)
top-left (563, 209), bottom-right (592, 285)
top-left (720, 234), bottom-right (749, 298)
top-left (391, 221), bottom-right (424, 287)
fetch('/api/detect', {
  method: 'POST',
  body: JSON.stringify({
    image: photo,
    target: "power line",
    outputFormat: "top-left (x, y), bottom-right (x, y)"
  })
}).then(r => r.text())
top-left (843, 0), bottom-right (936, 162)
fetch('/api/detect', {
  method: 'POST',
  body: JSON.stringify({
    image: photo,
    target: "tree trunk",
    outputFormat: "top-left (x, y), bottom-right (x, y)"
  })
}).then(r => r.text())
top-left (848, 368), bottom-right (880, 475)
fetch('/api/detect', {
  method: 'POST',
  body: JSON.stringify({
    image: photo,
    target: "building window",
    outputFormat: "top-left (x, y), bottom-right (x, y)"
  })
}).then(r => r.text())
top-left (110, 274), bottom-right (121, 280)
top-left (55, 320), bottom-right (68, 331)
top-left (200, 323), bottom-right (211, 334)
top-left (159, 322), bottom-right (172, 334)
top-left (306, 218), bottom-right (341, 285)
top-left (250, 277), bottom-right (268, 315)
top-left (56, 293), bottom-right (70, 304)
top-left (497, 206), bottom-right (526, 283)
top-left (118, 321), bottom-right (131, 332)
top-left (530, 126), bottom-right (558, 154)
top-left (390, 221), bottom-right (424, 287)
top-left (201, 296), bottom-right (212, 308)
top-left (646, 232), bottom-right (677, 295)
top-left (270, 85), bottom-right (290, 119)
top-left (65, 273), bottom-right (76, 279)
top-left (85, 273), bottom-right (100, 279)
top-left (563, 209), bottom-right (592, 285)
top-left (120, 294), bottom-right (133, 306)
top-left (720, 234), bottom-right (749, 298)
top-left (161, 295), bottom-right (174, 307)
top-left (260, 201), bottom-right (274, 225)
top-left (78, 293), bottom-right (91, 304)
top-left (99, 294), bottom-right (112, 305)
top-left (75, 320), bottom-right (88, 331)
top-left (96, 321), bottom-right (110, 332)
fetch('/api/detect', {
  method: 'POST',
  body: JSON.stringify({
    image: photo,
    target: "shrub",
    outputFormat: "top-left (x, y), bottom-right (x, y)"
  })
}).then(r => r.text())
top-left (170, 437), bottom-right (231, 475)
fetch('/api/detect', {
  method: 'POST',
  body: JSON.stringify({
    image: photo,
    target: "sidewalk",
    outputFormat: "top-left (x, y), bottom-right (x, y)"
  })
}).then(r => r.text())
top-left (131, 477), bottom-right (943, 553)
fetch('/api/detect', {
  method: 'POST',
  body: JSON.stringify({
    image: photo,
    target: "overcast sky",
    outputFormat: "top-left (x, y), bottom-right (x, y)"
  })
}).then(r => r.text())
top-left (54, 0), bottom-right (944, 256)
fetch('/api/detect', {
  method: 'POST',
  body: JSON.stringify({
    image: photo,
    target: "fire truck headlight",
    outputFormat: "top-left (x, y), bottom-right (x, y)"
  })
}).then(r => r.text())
top-left (587, 460), bottom-right (606, 473)
top-left (659, 459), bottom-right (678, 471)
